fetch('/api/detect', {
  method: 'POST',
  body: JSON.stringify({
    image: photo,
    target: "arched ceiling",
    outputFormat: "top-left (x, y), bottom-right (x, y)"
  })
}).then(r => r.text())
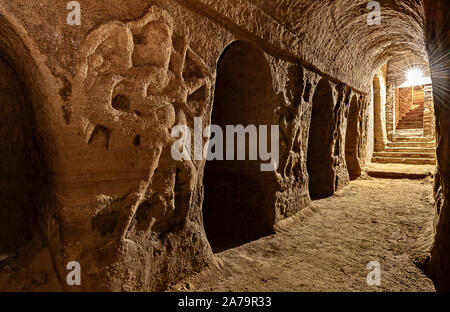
top-left (250, 0), bottom-right (427, 91)
top-left (187, 0), bottom-right (427, 92)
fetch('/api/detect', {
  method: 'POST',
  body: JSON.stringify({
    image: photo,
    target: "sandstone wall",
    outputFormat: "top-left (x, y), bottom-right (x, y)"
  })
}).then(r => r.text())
top-left (423, 85), bottom-right (435, 137)
top-left (373, 66), bottom-right (388, 151)
top-left (1, 0), bottom-right (445, 291)
top-left (423, 0), bottom-right (450, 291)
top-left (366, 87), bottom-right (375, 164)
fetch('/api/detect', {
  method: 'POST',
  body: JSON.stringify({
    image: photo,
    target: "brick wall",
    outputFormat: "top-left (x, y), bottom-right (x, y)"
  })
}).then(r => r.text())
top-left (423, 84), bottom-right (435, 137)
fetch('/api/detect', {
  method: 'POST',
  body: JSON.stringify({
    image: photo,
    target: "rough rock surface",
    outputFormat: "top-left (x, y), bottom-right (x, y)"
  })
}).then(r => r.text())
top-left (0, 0), bottom-right (448, 291)
top-left (423, 0), bottom-right (450, 291)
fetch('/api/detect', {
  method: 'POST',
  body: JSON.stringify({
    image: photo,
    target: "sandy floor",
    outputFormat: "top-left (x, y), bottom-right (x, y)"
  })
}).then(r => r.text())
top-left (171, 176), bottom-right (436, 292)
top-left (0, 176), bottom-right (437, 292)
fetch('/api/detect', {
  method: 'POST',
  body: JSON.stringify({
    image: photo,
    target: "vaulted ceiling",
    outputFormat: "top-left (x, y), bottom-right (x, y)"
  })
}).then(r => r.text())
top-left (193, 0), bottom-right (427, 92)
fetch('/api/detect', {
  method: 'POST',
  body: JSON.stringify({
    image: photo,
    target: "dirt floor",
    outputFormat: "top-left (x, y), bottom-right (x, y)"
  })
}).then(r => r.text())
top-left (0, 235), bottom-right (62, 291)
top-left (0, 174), bottom-right (437, 292)
top-left (171, 175), bottom-right (436, 292)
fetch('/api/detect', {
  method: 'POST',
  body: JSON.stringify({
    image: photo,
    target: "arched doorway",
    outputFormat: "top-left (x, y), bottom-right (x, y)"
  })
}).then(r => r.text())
top-left (0, 59), bottom-right (45, 253)
top-left (0, 16), bottom-right (49, 254)
top-left (202, 41), bottom-right (276, 253)
top-left (345, 95), bottom-right (361, 180)
top-left (307, 78), bottom-right (335, 199)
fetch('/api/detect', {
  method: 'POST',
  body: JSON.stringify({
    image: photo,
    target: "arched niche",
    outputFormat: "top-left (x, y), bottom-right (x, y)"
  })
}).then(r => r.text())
top-left (0, 14), bottom-right (51, 254)
top-left (202, 41), bottom-right (276, 253)
top-left (307, 78), bottom-right (335, 199)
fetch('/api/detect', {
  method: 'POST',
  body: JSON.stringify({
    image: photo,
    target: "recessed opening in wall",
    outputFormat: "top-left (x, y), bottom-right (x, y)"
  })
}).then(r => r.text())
top-left (345, 95), bottom-right (361, 180)
top-left (0, 58), bottom-right (47, 254)
top-left (202, 41), bottom-right (276, 253)
top-left (0, 15), bottom-right (50, 256)
top-left (307, 78), bottom-right (335, 200)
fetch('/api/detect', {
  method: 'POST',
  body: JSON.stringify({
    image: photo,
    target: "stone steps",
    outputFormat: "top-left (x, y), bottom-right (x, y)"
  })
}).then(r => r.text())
top-left (403, 109), bottom-right (423, 115)
top-left (373, 151), bottom-right (435, 159)
top-left (398, 121), bottom-right (423, 125)
top-left (372, 134), bottom-right (436, 165)
top-left (402, 115), bottom-right (423, 118)
top-left (372, 156), bottom-right (436, 165)
top-left (385, 146), bottom-right (435, 153)
top-left (397, 106), bottom-right (425, 130)
top-left (397, 120), bottom-right (423, 124)
top-left (395, 129), bottom-right (424, 136)
top-left (387, 141), bottom-right (435, 148)
top-left (401, 113), bottom-right (423, 117)
top-left (397, 122), bottom-right (424, 129)
top-left (398, 119), bottom-right (424, 123)
top-left (397, 125), bottom-right (423, 130)
top-left (392, 136), bottom-right (434, 143)
top-left (398, 121), bottom-right (423, 124)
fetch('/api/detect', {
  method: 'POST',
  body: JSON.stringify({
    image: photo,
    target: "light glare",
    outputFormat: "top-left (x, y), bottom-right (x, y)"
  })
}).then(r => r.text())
top-left (400, 68), bottom-right (432, 87)
top-left (407, 68), bottom-right (423, 81)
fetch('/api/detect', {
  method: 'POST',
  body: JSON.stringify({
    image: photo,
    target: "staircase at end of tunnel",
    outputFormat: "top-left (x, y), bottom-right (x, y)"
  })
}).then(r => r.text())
top-left (396, 103), bottom-right (424, 130)
top-left (372, 134), bottom-right (436, 165)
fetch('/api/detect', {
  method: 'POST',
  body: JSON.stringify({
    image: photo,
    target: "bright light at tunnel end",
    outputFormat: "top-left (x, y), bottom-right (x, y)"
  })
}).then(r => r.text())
top-left (407, 68), bottom-right (423, 82)
top-left (401, 67), bottom-right (432, 87)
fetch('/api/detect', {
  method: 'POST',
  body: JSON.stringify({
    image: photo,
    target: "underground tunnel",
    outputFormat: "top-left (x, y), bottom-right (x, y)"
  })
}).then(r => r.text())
top-left (0, 0), bottom-right (448, 294)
